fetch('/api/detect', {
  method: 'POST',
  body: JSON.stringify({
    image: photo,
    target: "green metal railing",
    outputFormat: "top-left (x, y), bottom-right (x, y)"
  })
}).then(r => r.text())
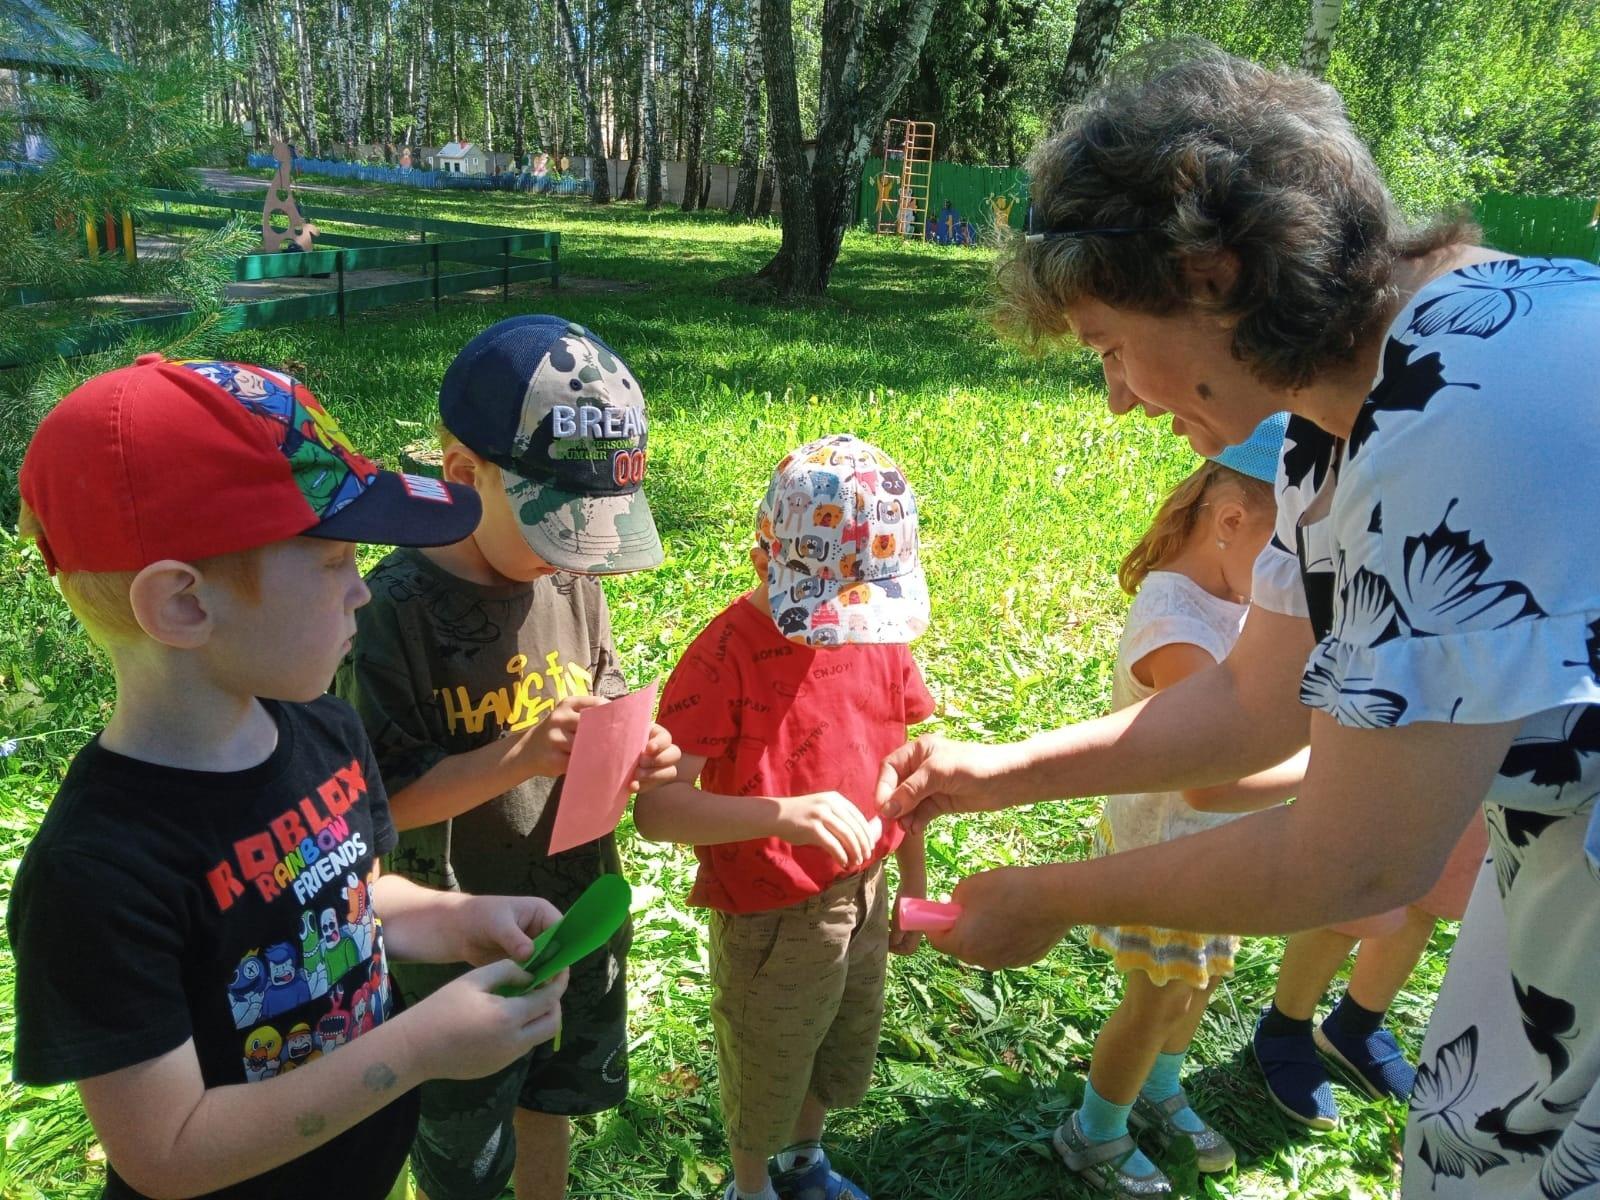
top-left (1474, 192), bottom-right (1600, 262)
top-left (5, 192), bottom-right (560, 365)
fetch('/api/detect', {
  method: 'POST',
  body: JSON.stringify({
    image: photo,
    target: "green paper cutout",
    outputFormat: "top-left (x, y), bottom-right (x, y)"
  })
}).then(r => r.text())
top-left (494, 874), bottom-right (632, 997)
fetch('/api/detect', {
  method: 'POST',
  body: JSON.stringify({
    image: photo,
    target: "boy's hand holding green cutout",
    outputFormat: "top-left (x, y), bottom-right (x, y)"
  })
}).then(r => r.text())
top-left (494, 874), bottom-right (633, 997)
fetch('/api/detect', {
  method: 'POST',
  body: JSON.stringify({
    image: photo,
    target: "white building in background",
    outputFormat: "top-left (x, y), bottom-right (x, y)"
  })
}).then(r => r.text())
top-left (432, 141), bottom-right (488, 175)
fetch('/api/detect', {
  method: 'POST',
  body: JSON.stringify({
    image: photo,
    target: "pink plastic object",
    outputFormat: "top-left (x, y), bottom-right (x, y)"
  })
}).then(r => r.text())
top-left (896, 897), bottom-right (963, 933)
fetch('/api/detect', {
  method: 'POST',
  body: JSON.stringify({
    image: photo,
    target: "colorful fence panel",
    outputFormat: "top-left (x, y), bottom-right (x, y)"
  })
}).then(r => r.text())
top-left (858, 156), bottom-right (1029, 233)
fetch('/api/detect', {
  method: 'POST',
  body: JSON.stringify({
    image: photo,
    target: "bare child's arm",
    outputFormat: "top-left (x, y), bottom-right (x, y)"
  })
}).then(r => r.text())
top-left (385, 694), bottom-right (604, 831)
top-left (75, 961), bottom-right (565, 1199)
top-left (386, 700), bottom-right (680, 832)
top-left (633, 753), bottom-right (876, 871)
top-left (1133, 641), bottom-right (1308, 814)
top-left (888, 826), bottom-right (928, 954)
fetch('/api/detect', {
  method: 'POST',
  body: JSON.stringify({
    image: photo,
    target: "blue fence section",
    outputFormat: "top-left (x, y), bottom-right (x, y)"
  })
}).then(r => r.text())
top-left (244, 153), bottom-right (594, 195)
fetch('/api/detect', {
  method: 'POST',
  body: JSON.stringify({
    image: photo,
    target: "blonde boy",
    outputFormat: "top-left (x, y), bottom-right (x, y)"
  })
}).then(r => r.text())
top-left (9, 355), bottom-right (570, 1200)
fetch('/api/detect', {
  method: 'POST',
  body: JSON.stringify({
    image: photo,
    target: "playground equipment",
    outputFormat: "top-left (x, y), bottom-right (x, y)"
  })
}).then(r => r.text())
top-left (874, 119), bottom-right (935, 237)
top-left (260, 140), bottom-right (318, 254)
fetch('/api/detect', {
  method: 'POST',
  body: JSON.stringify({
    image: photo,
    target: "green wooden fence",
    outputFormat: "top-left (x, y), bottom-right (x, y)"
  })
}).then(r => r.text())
top-left (5, 192), bottom-right (560, 365)
top-left (1474, 193), bottom-right (1600, 262)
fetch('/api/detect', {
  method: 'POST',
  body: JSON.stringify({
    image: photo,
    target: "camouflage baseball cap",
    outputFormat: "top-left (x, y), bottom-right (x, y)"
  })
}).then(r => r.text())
top-left (439, 315), bottom-right (663, 574)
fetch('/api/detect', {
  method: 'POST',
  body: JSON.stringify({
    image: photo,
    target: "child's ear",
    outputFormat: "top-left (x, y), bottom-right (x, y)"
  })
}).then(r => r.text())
top-left (441, 442), bottom-right (485, 489)
top-left (1213, 498), bottom-right (1248, 545)
top-left (128, 560), bottom-right (213, 648)
top-left (749, 544), bottom-right (770, 577)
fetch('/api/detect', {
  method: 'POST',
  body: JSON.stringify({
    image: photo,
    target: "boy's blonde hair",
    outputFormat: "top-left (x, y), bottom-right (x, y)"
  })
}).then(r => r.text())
top-left (1118, 461), bottom-right (1274, 595)
top-left (18, 501), bottom-right (263, 649)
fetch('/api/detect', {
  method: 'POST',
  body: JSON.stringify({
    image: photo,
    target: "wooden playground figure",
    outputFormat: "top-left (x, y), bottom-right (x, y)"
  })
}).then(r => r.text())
top-left (875, 173), bottom-right (896, 228)
top-left (896, 185), bottom-right (917, 235)
top-left (988, 192), bottom-right (1015, 231)
top-left (260, 140), bottom-right (318, 254)
top-left (399, 145), bottom-right (413, 169)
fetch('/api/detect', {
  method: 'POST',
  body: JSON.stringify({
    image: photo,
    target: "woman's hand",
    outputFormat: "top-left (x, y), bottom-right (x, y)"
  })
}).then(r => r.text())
top-left (875, 734), bottom-right (1020, 831)
top-left (925, 864), bottom-right (1073, 969)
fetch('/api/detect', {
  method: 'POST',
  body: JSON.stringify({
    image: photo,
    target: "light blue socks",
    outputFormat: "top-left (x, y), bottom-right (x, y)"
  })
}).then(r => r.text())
top-left (1141, 1050), bottom-right (1206, 1134)
top-left (1079, 1081), bottom-right (1159, 1177)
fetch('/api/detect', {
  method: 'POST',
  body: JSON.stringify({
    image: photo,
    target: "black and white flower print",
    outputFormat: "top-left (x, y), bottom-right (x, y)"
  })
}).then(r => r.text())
top-left (1350, 337), bottom-right (1479, 457)
top-left (1500, 707), bottom-right (1600, 799)
top-left (1412, 1028), bottom-right (1511, 1185)
top-left (1540, 1121), bottom-right (1600, 1198)
top-left (1563, 618), bottom-right (1600, 683)
top-left (1337, 562), bottom-right (1406, 647)
top-left (1486, 804), bottom-right (1564, 896)
top-left (1300, 656), bottom-right (1409, 727)
top-left (1399, 502), bottom-right (1545, 636)
top-left (1282, 415), bottom-right (1339, 494)
top-left (1409, 260), bottom-right (1600, 341)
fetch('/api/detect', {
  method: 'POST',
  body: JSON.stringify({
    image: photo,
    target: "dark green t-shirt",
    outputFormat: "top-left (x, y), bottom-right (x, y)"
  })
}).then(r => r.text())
top-left (336, 549), bottom-right (628, 902)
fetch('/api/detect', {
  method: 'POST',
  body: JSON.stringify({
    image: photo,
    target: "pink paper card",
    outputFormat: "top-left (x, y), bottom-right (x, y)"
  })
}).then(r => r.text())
top-left (547, 681), bottom-right (660, 855)
top-left (896, 897), bottom-right (963, 933)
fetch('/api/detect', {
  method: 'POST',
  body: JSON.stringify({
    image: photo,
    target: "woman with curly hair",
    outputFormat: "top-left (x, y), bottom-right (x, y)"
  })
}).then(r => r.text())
top-left (876, 45), bottom-right (1600, 1199)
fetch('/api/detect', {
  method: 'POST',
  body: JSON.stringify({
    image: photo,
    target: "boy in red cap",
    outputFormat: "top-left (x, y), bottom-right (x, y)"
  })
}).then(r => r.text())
top-left (8, 355), bottom-right (575, 1200)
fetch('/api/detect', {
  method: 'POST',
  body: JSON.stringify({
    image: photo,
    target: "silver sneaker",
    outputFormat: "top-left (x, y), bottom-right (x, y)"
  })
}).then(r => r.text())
top-left (1052, 1110), bottom-right (1172, 1197)
top-left (1130, 1090), bottom-right (1237, 1173)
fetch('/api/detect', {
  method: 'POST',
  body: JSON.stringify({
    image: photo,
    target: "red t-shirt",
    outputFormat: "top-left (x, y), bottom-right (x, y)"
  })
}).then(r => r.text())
top-left (656, 595), bottom-right (936, 913)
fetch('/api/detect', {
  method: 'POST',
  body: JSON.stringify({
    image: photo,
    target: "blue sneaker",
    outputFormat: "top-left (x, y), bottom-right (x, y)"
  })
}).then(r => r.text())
top-left (1316, 1021), bottom-right (1416, 1101)
top-left (770, 1148), bottom-right (869, 1200)
top-left (1252, 1010), bottom-right (1340, 1130)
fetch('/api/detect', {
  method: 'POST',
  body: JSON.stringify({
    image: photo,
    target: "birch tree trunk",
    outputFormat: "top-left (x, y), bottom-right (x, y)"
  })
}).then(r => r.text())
top-left (383, 2), bottom-right (395, 153)
top-left (414, 2), bottom-right (433, 147)
top-left (680, 0), bottom-right (712, 212)
top-left (757, 0), bottom-right (936, 294)
top-left (640, 0), bottom-right (663, 206)
top-left (730, 0), bottom-right (763, 218)
top-left (1300, 0), bottom-right (1344, 78)
top-left (1057, 0), bottom-right (1130, 108)
top-left (512, 19), bottom-right (527, 161)
top-left (290, 0), bottom-right (321, 155)
top-left (556, 0), bottom-right (614, 201)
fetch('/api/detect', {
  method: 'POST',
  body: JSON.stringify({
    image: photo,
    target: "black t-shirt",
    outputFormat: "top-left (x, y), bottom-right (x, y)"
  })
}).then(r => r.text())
top-left (8, 696), bottom-right (419, 1200)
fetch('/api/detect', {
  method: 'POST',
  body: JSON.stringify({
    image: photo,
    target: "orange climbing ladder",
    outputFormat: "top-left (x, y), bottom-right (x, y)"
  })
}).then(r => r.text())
top-left (876, 119), bottom-right (936, 237)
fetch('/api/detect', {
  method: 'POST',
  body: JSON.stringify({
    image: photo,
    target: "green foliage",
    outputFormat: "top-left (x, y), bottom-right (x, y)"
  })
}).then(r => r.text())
top-left (0, 16), bottom-right (256, 517)
top-left (2, 187), bottom-right (1447, 1198)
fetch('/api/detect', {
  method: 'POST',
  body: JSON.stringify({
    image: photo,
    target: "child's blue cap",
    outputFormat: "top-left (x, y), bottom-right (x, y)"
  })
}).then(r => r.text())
top-left (1209, 412), bottom-right (1289, 484)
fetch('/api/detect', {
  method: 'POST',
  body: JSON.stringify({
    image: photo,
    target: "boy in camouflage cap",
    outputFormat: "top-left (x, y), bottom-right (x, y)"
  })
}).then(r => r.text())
top-left (338, 315), bottom-right (678, 1200)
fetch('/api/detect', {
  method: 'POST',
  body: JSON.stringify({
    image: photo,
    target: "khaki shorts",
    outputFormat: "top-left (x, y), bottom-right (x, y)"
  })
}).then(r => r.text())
top-left (708, 863), bottom-right (889, 1156)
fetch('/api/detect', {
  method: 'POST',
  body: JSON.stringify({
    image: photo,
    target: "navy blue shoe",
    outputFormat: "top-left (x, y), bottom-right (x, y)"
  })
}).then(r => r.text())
top-left (770, 1148), bottom-right (869, 1200)
top-left (1252, 1010), bottom-right (1340, 1130)
top-left (1316, 1021), bottom-right (1416, 1101)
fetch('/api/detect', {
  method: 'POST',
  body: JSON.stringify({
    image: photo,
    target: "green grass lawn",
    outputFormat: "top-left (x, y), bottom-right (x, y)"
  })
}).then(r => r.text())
top-left (0, 185), bottom-right (1442, 1198)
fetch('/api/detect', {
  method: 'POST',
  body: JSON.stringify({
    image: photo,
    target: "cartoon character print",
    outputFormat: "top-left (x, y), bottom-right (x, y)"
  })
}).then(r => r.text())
top-left (796, 534), bottom-right (831, 562)
top-left (776, 606), bottom-right (811, 636)
top-left (838, 552), bottom-right (862, 580)
top-left (812, 503), bottom-right (844, 529)
top-left (342, 872), bottom-right (376, 961)
top-left (876, 498), bottom-right (906, 524)
top-left (228, 952), bottom-right (268, 1028)
top-left (810, 601), bottom-right (840, 630)
top-left (243, 1025), bottom-right (283, 1082)
top-left (880, 469), bottom-right (908, 495)
top-left (259, 941), bottom-right (311, 1020)
top-left (810, 473), bottom-right (841, 503)
top-left (871, 533), bottom-right (898, 560)
top-left (175, 361), bottom-right (377, 518)
top-left (299, 910), bottom-right (330, 1000)
top-left (789, 575), bottom-right (827, 603)
top-left (350, 984), bottom-right (375, 1037)
top-left (366, 951), bottom-right (390, 1027)
top-left (315, 987), bottom-right (352, 1054)
top-left (278, 1022), bottom-right (317, 1073)
top-left (320, 905), bottom-right (361, 983)
top-left (837, 584), bottom-right (873, 607)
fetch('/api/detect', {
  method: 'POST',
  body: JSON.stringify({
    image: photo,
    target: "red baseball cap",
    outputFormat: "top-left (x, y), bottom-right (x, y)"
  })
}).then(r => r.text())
top-left (19, 354), bottom-right (482, 574)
